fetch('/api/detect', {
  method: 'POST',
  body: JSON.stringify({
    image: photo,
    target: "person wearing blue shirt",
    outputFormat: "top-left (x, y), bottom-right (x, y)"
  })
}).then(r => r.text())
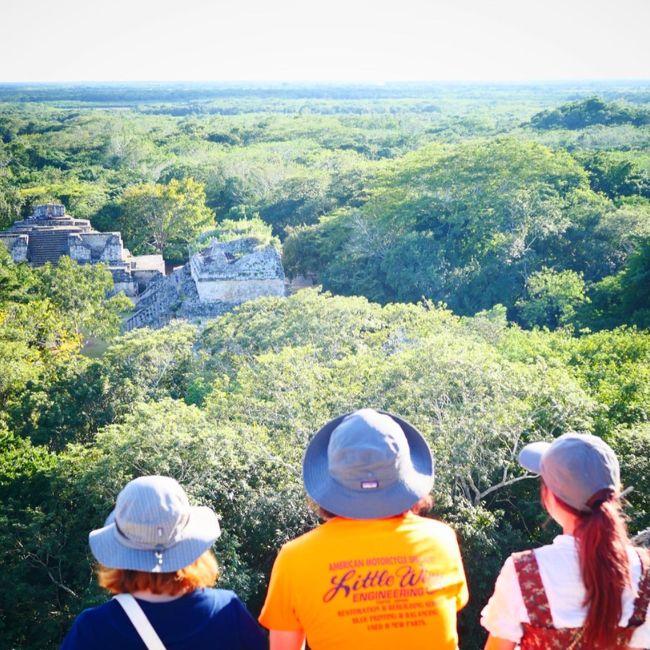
top-left (60, 475), bottom-right (266, 650)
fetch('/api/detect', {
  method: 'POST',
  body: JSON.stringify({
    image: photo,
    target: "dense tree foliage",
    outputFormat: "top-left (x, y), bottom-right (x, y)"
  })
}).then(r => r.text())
top-left (2, 283), bottom-right (650, 649)
top-left (2, 83), bottom-right (650, 650)
top-left (285, 138), bottom-right (649, 323)
top-left (194, 217), bottom-right (279, 252)
top-left (516, 268), bottom-right (588, 329)
top-left (578, 151), bottom-right (650, 199)
top-left (0, 251), bottom-right (131, 447)
top-left (530, 97), bottom-right (650, 130)
top-left (113, 178), bottom-right (213, 263)
top-left (581, 237), bottom-right (650, 329)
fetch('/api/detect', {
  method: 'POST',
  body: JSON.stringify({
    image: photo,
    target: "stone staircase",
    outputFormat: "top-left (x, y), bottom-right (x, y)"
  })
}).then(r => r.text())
top-left (123, 300), bottom-right (172, 331)
top-left (27, 229), bottom-right (74, 266)
top-left (123, 266), bottom-right (192, 331)
top-left (122, 263), bottom-right (232, 331)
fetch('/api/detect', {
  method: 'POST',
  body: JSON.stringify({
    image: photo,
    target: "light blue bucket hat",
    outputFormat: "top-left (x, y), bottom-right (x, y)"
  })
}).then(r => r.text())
top-left (89, 475), bottom-right (221, 573)
top-left (303, 408), bottom-right (434, 519)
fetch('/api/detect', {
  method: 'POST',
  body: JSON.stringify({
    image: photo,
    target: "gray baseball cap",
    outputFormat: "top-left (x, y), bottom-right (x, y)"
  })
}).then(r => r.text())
top-left (518, 433), bottom-right (620, 512)
top-left (89, 475), bottom-right (221, 573)
top-left (303, 408), bottom-right (434, 519)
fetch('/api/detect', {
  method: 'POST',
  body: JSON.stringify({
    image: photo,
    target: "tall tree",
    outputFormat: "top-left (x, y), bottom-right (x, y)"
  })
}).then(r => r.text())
top-left (117, 178), bottom-right (214, 263)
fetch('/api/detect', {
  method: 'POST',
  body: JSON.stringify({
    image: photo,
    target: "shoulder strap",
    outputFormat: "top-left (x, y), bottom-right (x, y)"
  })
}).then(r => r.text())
top-left (113, 594), bottom-right (167, 650)
top-left (512, 549), bottom-right (554, 627)
top-left (629, 548), bottom-right (650, 628)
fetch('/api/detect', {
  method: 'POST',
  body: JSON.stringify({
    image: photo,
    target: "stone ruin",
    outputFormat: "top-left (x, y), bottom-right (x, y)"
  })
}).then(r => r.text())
top-left (0, 203), bottom-right (164, 296)
top-left (123, 236), bottom-right (286, 330)
top-left (0, 203), bottom-right (289, 330)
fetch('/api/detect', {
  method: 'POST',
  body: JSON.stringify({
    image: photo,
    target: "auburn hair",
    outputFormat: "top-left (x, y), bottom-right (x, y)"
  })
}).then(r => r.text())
top-left (548, 484), bottom-right (631, 648)
top-left (98, 549), bottom-right (219, 596)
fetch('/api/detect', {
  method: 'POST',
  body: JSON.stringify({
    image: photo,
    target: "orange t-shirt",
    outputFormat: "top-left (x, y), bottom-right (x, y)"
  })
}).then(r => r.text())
top-left (259, 513), bottom-right (468, 649)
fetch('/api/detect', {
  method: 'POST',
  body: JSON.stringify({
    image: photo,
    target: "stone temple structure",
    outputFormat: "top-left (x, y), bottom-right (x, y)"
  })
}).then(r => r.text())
top-left (124, 236), bottom-right (286, 330)
top-left (0, 203), bottom-right (164, 295)
top-left (0, 203), bottom-right (289, 330)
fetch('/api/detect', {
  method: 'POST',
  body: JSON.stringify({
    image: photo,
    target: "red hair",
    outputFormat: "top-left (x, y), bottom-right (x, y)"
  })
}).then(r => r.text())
top-left (97, 549), bottom-right (219, 596)
top-left (552, 487), bottom-right (630, 648)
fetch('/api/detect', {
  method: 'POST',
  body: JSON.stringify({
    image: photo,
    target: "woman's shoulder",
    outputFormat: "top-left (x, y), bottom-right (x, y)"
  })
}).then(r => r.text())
top-left (59, 600), bottom-right (126, 649)
top-left (72, 599), bottom-right (122, 625)
top-left (195, 587), bottom-right (251, 609)
top-left (192, 588), bottom-right (267, 647)
top-left (522, 536), bottom-right (576, 562)
top-left (194, 587), bottom-right (240, 602)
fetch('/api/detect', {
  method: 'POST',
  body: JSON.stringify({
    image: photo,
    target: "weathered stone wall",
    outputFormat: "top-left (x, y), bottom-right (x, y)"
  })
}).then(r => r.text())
top-left (0, 234), bottom-right (28, 262)
top-left (190, 238), bottom-right (285, 282)
top-left (78, 233), bottom-right (113, 252)
top-left (194, 278), bottom-right (286, 303)
top-left (132, 269), bottom-right (164, 294)
top-left (12, 236), bottom-right (29, 262)
top-left (99, 234), bottom-right (124, 264)
top-left (34, 204), bottom-right (65, 218)
top-left (67, 235), bottom-right (92, 263)
top-left (75, 232), bottom-right (125, 263)
top-left (125, 237), bottom-right (287, 330)
top-left (189, 238), bottom-right (285, 305)
top-left (111, 268), bottom-right (138, 297)
top-left (129, 255), bottom-right (166, 275)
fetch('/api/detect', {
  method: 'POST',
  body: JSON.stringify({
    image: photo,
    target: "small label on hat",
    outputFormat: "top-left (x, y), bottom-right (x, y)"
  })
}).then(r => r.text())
top-left (361, 480), bottom-right (379, 489)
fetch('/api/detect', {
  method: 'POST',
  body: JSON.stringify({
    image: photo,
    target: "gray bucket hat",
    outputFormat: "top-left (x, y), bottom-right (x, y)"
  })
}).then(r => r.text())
top-left (89, 475), bottom-right (221, 573)
top-left (303, 408), bottom-right (434, 519)
top-left (518, 433), bottom-right (620, 512)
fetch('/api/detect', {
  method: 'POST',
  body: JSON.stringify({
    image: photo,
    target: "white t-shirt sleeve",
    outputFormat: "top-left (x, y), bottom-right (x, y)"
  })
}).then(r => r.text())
top-left (627, 548), bottom-right (650, 648)
top-left (480, 556), bottom-right (529, 642)
top-left (629, 571), bottom-right (650, 648)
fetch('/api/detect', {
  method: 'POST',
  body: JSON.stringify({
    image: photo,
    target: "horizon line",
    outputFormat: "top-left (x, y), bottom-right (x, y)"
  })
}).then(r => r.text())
top-left (2, 78), bottom-right (650, 85)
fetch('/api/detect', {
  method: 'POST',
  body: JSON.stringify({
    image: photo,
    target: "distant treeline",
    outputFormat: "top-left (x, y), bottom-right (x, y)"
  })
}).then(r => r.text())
top-left (1, 89), bottom-right (650, 325)
top-left (2, 80), bottom-right (650, 105)
top-left (530, 96), bottom-right (650, 130)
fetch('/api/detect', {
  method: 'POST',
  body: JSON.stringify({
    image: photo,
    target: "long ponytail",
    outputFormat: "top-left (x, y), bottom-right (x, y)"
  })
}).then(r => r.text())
top-left (571, 489), bottom-right (630, 648)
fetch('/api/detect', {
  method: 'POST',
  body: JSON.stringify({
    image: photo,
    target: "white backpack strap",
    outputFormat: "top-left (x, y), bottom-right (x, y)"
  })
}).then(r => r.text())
top-left (113, 593), bottom-right (167, 650)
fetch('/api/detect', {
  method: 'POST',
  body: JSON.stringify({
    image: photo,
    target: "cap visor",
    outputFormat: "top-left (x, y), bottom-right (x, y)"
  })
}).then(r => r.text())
top-left (518, 442), bottom-right (550, 473)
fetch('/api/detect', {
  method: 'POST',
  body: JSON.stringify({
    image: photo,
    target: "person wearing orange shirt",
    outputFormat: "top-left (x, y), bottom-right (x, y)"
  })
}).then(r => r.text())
top-left (259, 408), bottom-right (468, 650)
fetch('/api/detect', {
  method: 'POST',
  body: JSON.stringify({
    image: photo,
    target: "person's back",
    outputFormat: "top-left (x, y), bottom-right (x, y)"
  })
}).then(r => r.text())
top-left (61, 588), bottom-right (264, 650)
top-left (481, 433), bottom-right (650, 650)
top-left (260, 512), bottom-right (466, 649)
top-left (259, 408), bottom-right (468, 650)
top-left (60, 475), bottom-right (266, 650)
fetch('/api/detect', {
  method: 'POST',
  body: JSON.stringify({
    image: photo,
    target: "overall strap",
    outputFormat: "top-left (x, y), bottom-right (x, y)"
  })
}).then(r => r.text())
top-left (629, 548), bottom-right (650, 628)
top-left (512, 549), bottom-right (554, 627)
top-left (114, 594), bottom-right (167, 650)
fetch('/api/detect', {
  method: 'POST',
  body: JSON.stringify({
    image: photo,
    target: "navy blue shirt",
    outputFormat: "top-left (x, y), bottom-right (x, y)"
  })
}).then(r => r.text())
top-left (60, 588), bottom-right (267, 649)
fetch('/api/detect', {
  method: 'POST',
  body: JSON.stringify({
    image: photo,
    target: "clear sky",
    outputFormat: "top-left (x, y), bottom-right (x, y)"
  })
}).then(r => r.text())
top-left (1, 0), bottom-right (648, 82)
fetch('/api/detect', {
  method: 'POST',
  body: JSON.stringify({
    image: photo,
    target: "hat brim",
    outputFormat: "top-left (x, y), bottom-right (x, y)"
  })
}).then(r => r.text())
top-left (518, 441), bottom-right (551, 474)
top-left (303, 410), bottom-right (434, 519)
top-left (89, 506), bottom-right (221, 573)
